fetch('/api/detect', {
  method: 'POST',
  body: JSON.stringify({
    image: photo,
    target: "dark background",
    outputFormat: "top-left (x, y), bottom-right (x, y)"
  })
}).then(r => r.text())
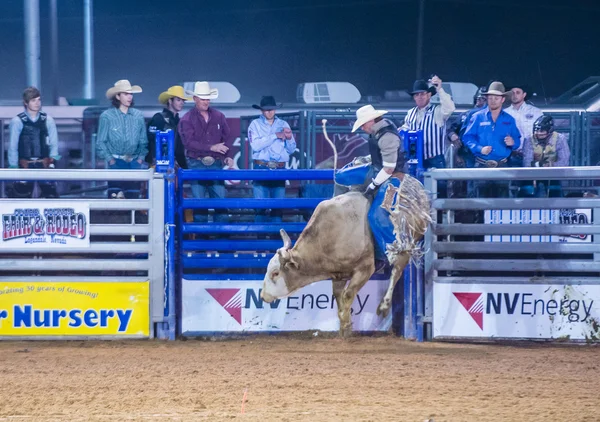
top-left (0, 0), bottom-right (598, 104)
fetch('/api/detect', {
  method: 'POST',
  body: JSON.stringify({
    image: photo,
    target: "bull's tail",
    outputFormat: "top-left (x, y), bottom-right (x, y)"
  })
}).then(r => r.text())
top-left (322, 119), bottom-right (342, 188)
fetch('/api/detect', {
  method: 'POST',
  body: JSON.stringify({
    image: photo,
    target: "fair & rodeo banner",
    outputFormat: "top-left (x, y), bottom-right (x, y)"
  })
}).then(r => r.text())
top-left (0, 201), bottom-right (90, 249)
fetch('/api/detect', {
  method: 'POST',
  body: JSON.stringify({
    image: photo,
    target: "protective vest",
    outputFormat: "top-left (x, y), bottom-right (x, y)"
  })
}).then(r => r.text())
top-left (18, 112), bottom-right (49, 160)
top-left (368, 119), bottom-right (405, 173)
top-left (532, 132), bottom-right (558, 166)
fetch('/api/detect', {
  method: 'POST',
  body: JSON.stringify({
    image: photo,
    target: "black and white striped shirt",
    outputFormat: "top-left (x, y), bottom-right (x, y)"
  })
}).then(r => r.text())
top-left (404, 104), bottom-right (446, 159)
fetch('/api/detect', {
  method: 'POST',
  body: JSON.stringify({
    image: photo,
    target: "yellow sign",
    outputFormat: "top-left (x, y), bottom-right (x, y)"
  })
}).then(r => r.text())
top-left (0, 282), bottom-right (149, 337)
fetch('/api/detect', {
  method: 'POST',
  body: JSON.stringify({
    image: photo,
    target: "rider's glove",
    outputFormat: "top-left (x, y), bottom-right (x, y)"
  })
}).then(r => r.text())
top-left (363, 182), bottom-right (379, 201)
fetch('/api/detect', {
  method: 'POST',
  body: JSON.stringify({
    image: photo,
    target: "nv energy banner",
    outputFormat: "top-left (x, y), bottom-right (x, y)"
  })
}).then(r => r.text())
top-left (0, 282), bottom-right (149, 337)
top-left (434, 283), bottom-right (600, 340)
top-left (0, 201), bottom-right (90, 249)
top-left (182, 279), bottom-right (392, 334)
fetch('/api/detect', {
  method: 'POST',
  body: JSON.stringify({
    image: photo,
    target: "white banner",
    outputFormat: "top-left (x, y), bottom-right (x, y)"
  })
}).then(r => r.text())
top-left (484, 209), bottom-right (591, 243)
top-left (181, 279), bottom-right (392, 334)
top-left (0, 202), bottom-right (90, 249)
top-left (434, 283), bottom-right (600, 340)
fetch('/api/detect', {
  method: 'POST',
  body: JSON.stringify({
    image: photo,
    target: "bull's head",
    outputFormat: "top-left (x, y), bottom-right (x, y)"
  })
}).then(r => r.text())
top-left (260, 229), bottom-right (300, 303)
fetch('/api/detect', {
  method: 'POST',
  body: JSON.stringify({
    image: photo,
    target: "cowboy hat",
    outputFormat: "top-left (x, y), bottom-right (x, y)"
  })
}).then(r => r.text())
top-left (185, 81), bottom-right (218, 100)
top-left (352, 105), bottom-right (388, 133)
top-left (252, 95), bottom-right (282, 111)
top-left (408, 79), bottom-right (437, 96)
top-left (158, 86), bottom-right (190, 104)
top-left (484, 81), bottom-right (511, 96)
top-left (105, 80), bottom-right (142, 99)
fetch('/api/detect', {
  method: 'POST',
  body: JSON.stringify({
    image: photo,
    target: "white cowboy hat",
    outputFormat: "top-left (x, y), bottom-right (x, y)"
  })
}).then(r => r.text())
top-left (185, 81), bottom-right (219, 100)
top-left (352, 105), bottom-right (388, 133)
top-left (105, 79), bottom-right (142, 99)
top-left (483, 81), bottom-right (511, 97)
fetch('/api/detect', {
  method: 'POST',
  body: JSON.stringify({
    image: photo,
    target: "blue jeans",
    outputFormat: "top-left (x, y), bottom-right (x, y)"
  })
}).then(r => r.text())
top-left (335, 163), bottom-right (398, 262)
top-left (253, 164), bottom-right (285, 222)
top-left (424, 154), bottom-right (447, 198)
top-left (186, 158), bottom-right (227, 223)
top-left (108, 158), bottom-right (145, 199)
top-left (369, 178), bottom-right (401, 261)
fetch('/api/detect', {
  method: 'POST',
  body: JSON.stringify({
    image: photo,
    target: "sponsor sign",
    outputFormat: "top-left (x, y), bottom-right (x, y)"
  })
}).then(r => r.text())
top-left (434, 283), bottom-right (600, 340)
top-left (181, 279), bottom-right (392, 334)
top-left (0, 202), bottom-right (90, 249)
top-left (0, 282), bottom-right (149, 337)
top-left (484, 209), bottom-right (591, 243)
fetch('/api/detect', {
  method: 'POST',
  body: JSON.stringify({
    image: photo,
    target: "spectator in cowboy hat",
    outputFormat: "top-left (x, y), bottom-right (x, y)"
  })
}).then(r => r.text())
top-left (96, 79), bottom-right (148, 199)
top-left (178, 81), bottom-right (233, 223)
top-left (463, 81), bottom-right (521, 197)
top-left (247, 95), bottom-right (296, 222)
top-left (146, 85), bottom-right (190, 167)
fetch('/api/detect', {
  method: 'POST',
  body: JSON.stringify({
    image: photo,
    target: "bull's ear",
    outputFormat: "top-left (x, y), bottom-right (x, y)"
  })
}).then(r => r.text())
top-left (284, 259), bottom-right (299, 271)
top-left (280, 229), bottom-right (292, 250)
top-left (277, 248), bottom-right (291, 264)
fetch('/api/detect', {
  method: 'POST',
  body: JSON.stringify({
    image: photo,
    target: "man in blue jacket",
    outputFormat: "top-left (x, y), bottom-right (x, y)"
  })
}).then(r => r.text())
top-left (463, 81), bottom-right (521, 198)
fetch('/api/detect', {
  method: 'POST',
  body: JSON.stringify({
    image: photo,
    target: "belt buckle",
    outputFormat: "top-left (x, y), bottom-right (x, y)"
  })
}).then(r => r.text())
top-left (486, 160), bottom-right (498, 168)
top-left (201, 156), bottom-right (216, 166)
top-left (267, 161), bottom-right (278, 170)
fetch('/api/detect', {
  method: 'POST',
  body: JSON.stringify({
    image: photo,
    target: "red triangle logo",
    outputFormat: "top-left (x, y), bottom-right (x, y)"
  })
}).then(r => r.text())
top-left (453, 292), bottom-right (484, 330)
top-left (206, 288), bottom-right (242, 325)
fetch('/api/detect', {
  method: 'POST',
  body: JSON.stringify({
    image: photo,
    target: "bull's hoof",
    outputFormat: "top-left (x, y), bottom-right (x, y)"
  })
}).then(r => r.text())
top-left (376, 300), bottom-right (391, 317)
top-left (339, 324), bottom-right (353, 338)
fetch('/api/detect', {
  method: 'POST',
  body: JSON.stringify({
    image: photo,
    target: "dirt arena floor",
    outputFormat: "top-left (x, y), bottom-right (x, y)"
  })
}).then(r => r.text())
top-left (0, 336), bottom-right (598, 421)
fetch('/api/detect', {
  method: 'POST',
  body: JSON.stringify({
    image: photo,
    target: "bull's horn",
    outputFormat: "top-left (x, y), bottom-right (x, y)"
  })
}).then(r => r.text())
top-left (280, 229), bottom-right (292, 250)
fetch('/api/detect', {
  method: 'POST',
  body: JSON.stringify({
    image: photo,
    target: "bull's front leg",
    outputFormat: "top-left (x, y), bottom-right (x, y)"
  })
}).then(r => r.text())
top-left (332, 278), bottom-right (348, 333)
top-left (338, 267), bottom-right (372, 338)
top-left (377, 252), bottom-right (411, 317)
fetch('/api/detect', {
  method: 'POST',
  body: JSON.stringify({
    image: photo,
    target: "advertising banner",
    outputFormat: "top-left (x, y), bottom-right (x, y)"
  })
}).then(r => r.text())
top-left (181, 279), bottom-right (392, 334)
top-left (0, 202), bottom-right (90, 249)
top-left (434, 282), bottom-right (600, 340)
top-left (0, 282), bottom-right (149, 337)
top-left (484, 209), bottom-right (592, 243)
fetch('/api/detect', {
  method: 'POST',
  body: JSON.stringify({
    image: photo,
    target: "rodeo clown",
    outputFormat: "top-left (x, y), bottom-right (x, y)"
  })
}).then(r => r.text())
top-left (335, 105), bottom-right (430, 272)
top-left (519, 115), bottom-right (571, 198)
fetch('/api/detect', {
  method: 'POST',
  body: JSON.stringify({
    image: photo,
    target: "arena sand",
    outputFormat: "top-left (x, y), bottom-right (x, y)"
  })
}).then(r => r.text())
top-left (0, 337), bottom-right (597, 421)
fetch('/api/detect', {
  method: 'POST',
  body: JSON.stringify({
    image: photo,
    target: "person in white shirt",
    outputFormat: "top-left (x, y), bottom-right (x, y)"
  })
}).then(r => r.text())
top-left (504, 84), bottom-right (543, 167)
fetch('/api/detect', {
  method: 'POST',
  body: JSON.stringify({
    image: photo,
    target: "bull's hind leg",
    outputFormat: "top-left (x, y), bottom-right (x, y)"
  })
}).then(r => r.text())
top-left (377, 252), bottom-right (411, 317)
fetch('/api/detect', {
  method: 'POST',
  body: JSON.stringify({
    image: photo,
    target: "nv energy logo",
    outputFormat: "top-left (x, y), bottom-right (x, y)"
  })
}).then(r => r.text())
top-left (453, 291), bottom-right (594, 331)
top-left (206, 288), bottom-right (243, 324)
top-left (206, 287), bottom-right (371, 326)
top-left (453, 293), bottom-right (484, 329)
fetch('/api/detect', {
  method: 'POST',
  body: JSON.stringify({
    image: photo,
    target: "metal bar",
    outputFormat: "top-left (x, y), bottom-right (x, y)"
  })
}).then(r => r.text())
top-left (435, 224), bottom-right (600, 235)
top-left (182, 198), bottom-right (325, 209)
top-left (181, 256), bottom-right (272, 269)
top-left (90, 225), bottom-right (150, 235)
top-left (0, 259), bottom-right (148, 270)
top-left (181, 223), bottom-right (306, 234)
top-left (433, 198), bottom-right (600, 210)
top-left (83, 0), bottom-right (94, 99)
top-left (433, 259), bottom-right (600, 272)
top-left (423, 174), bottom-right (437, 321)
top-left (428, 166), bottom-right (600, 181)
top-left (434, 276), bottom-right (600, 285)
top-left (433, 242), bottom-right (600, 254)
top-left (49, 0), bottom-right (59, 105)
top-left (178, 169), bottom-right (334, 181)
top-left (182, 240), bottom-right (292, 251)
top-left (24, 0), bottom-right (41, 89)
top-left (0, 168), bottom-right (154, 181)
top-left (0, 243), bottom-right (151, 254)
top-left (0, 276), bottom-right (148, 282)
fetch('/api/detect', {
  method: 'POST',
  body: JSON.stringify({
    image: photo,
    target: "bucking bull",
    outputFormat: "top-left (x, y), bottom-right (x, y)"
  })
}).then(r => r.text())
top-left (260, 158), bottom-right (431, 337)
